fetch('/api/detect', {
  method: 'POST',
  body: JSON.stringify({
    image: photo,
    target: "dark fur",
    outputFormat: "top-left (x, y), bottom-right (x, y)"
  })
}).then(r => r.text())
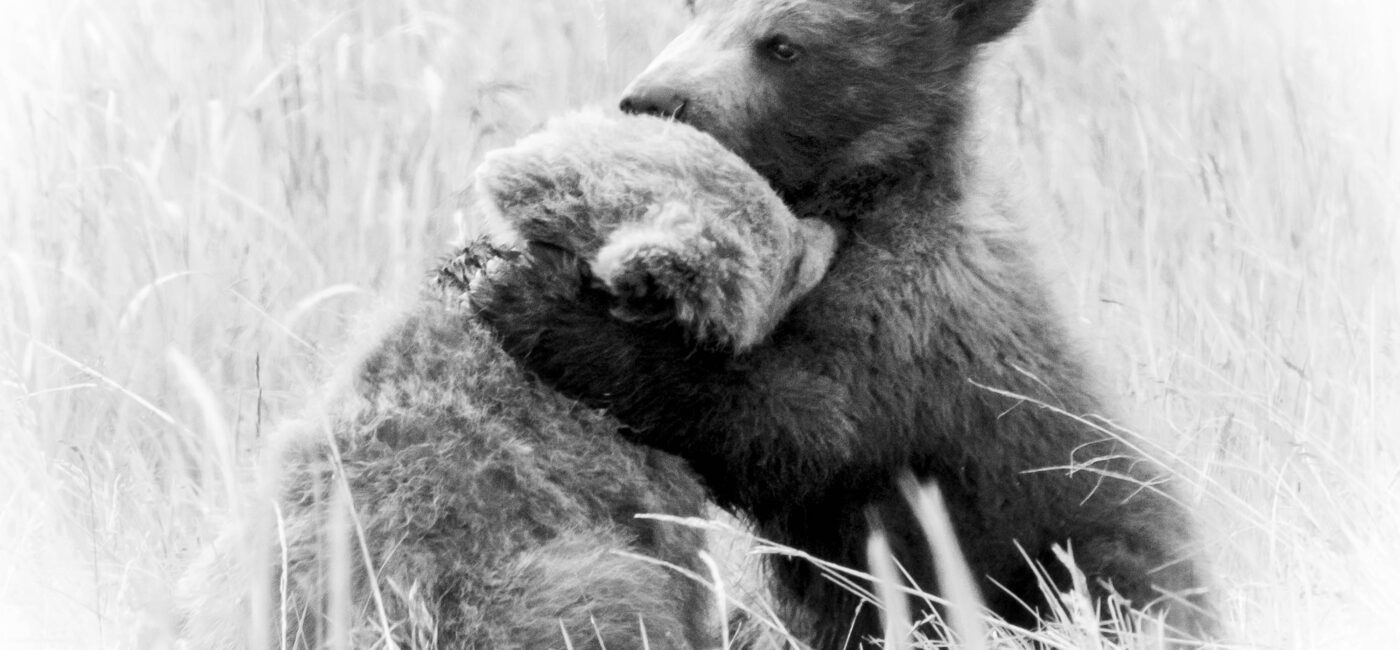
top-left (472, 1), bottom-right (1214, 647)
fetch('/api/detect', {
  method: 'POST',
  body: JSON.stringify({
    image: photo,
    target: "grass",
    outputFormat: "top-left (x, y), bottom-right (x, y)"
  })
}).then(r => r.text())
top-left (1, 0), bottom-right (1396, 647)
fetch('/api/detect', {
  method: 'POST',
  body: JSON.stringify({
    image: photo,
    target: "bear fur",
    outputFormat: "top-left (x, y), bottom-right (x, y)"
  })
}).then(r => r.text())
top-left (471, 110), bottom-right (838, 352)
top-left (468, 1), bottom-right (1216, 648)
top-left (177, 111), bottom-right (838, 650)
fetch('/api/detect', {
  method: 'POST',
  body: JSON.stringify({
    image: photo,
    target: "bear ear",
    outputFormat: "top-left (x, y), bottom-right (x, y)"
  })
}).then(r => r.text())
top-left (947, 0), bottom-right (1037, 47)
top-left (473, 149), bottom-right (542, 209)
top-left (473, 144), bottom-right (582, 213)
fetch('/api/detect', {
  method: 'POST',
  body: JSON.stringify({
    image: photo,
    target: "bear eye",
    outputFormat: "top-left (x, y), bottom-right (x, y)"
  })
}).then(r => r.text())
top-left (764, 35), bottom-right (801, 63)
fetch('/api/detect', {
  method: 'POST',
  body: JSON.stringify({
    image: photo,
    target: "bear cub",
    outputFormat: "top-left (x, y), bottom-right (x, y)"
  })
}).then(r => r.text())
top-left (178, 111), bottom-right (837, 650)
top-left (471, 1), bottom-right (1216, 648)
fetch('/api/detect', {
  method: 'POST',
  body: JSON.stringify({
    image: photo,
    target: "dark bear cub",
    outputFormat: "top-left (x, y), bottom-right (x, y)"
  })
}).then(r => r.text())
top-left (471, 0), bottom-right (1215, 648)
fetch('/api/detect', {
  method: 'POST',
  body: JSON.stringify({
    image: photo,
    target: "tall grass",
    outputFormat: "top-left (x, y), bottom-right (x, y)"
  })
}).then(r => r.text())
top-left (1, 0), bottom-right (1395, 648)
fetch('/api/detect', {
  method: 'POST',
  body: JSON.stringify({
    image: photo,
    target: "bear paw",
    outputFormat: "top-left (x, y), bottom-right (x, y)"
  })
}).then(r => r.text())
top-left (437, 239), bottom-right (524, 296)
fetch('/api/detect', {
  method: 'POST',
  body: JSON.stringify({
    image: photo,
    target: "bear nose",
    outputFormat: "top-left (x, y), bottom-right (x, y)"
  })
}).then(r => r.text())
top-left (619, 88), bottom-right (688, 121)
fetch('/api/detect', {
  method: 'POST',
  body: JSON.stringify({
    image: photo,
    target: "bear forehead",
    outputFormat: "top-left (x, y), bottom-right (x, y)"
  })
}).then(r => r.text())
top-left (688, 0), bottom-right (921, 39)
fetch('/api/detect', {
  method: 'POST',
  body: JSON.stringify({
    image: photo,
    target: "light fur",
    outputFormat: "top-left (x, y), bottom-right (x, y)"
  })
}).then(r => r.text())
top-left (179, 110), bottom-right (838, 649)
top-left (474, 109), bottom-right (838, 351)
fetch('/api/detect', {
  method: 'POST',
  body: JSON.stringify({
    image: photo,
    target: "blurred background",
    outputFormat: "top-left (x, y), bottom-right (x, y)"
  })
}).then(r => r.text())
top-left (1, 0), bottom-right (1396, 647)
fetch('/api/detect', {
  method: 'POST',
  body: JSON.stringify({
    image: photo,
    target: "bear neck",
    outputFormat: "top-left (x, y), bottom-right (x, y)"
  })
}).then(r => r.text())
top-left (787, 97), bottom-right (972, 226)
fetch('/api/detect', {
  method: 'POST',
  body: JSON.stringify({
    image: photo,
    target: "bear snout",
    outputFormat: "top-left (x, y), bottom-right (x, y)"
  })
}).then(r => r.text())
top-left (620, 86), bottom-right (688, 121)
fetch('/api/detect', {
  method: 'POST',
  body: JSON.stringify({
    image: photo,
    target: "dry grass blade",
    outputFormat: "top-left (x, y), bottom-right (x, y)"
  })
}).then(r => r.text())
top-left (867, 523), bottom-right (914, 649)
top-left (899, 476), bottom-right (989, 650)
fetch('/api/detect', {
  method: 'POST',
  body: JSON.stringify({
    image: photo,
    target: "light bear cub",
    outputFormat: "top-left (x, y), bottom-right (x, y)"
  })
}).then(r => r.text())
top-left (178, 110), bottom-right (836, 650)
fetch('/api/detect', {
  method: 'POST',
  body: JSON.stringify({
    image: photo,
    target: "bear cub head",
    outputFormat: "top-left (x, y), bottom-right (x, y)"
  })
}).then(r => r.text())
top-left (619, 0), bottom-right (1036, 202)
top-left (454, 110), bottom-right (839, 352)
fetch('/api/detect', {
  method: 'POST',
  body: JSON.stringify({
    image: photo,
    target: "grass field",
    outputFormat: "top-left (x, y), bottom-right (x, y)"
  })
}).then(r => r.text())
top-left (1, 0), bottom-right (1396, 648)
